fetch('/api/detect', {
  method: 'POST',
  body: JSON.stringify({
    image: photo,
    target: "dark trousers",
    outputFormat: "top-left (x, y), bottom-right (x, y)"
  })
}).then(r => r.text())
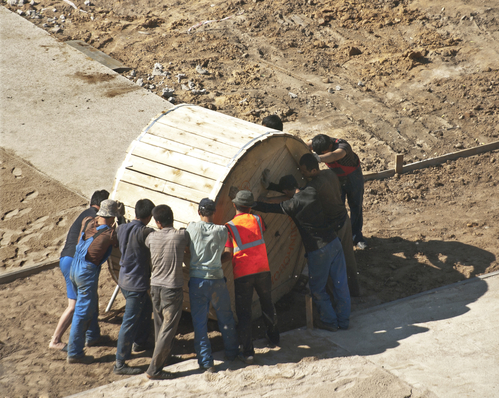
top-left (146, 286), bottom-right (183, 377)
top-left (341, 166), bottom-right (365, 244)
top-left (234, 271), bottom-right (279, 356)
top-left (116, 288), bottom-right (152, 364)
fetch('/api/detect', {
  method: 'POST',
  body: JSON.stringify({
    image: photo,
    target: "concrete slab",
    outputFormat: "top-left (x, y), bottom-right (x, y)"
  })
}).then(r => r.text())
top-left (0, 7), bottom-right (173, 198)
top-left (67, 274), bottom-right (499, 397)
top-left (332, 272), bottom-right (499, 398)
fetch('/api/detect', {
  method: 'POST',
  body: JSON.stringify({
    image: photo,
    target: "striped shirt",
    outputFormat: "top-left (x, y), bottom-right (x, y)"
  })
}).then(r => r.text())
top-left (145, 227), bottom-right (190, 289)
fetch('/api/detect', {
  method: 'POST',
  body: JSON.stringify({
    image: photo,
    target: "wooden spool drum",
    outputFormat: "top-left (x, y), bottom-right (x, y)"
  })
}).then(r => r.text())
top-left (108, 104), bottom-right (309, 319)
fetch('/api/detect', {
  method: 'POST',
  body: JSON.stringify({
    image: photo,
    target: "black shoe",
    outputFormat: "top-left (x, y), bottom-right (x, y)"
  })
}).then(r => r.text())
top-left (201, 365), bottom-right (216, 373)
top-left (238, 353), bottom-right (254, 365)
top-left (67, 355), bottom-right (94, 364)
top-left (132, 342), bottom-right (154, 352)
top-left (266, 331), bottom-right (280, 348)
top-left (85, 335), bottom-right (112, 347)
top-left (113, 364), bottom-right (142, 375)
top-left (315, 320), bottom-right (338, 332)
top-left (146, 370), bottom-right (175, 380)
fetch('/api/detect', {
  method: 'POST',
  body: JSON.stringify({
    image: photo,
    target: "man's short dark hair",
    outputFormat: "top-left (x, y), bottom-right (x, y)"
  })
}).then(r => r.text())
top-left (311, 134), bottom-right (332, 154)
top-left (90, 190), bottom-right (110, 207)
top-left (278, 175), bottom-right (298, 191)
top-left (262, 115), bottom-right (283, 131)
top-left (152, 204), bottom-right (174, 227)
top-left (299, 153), bottom-right (320, 172)
top-left (235, 204), bottom-right (251, 214)
top-left (135, 199), bottom-right (155, 220)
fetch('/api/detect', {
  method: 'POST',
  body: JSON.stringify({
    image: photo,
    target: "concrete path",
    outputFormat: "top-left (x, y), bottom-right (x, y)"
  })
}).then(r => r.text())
top-left (69, 273), bottom-right (499, 398)
top-left (0, 7), bottom-right (172, 199)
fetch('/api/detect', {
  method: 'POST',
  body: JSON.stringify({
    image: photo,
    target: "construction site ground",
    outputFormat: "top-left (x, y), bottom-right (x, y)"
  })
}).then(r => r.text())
top-left (1, 0), bottom-right (499, 396)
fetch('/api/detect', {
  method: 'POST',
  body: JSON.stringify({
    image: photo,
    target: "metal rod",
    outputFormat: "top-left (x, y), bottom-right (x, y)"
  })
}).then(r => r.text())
top-left (105, 285), bottom-right (120, 313)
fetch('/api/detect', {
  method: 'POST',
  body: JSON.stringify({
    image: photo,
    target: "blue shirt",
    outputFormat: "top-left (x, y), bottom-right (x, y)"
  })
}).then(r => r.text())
top-left (117, 219), bottom-right (154, 292)
top-left (186, 221), bottom-right (228, 280)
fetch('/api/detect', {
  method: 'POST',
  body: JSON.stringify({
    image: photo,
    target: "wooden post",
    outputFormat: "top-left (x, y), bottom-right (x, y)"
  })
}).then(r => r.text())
top-left (395, 154), bottom-right (404, 174)
top-left (305, 294), bottom-right (314, 329)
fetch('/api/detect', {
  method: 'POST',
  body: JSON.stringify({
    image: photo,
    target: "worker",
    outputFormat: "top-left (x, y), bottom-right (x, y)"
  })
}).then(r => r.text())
top-left (254, 178), bottom-right (350, 332)
top-left (262, 114), bottom-right (283, 131)
top-left (186, 198), bottom-right (239, 372)
top-left (67, 199), bottom-right (120, 364)
top-left (113, 199), bottom-right (155, 375)
top-left (49, 190), bottom-right (109, 351)
top-left (309, 134), bottom-right (367, 249)
top-left (144, 204), bottom-right (189, 379)
top-left (262, 157), bottom-right (360, 297)
top-left (225, 190), bottom-right (280, 365)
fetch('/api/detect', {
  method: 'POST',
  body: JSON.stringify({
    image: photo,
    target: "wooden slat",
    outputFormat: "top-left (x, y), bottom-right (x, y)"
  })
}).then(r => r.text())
top-left (0, 260), bottom-right (59, 285)
top-left (395, 154), bottom-right (404, 174)
top-left (125, 155), bottom-right (217, 192)
top-left (156, 106), bottom-right (273, 147)
top-left (141, 128), bottom-right (231, 166)
top-left (132, 141), bottom-right (227, 180)
top-left (116, 181), bottom-right (199, 225)
top-left (120, 169), bottom-right (208, 203)
top-left (146, 123), bottom-right (240, 158)
top-left (364, 141), bottom-right (499, 181)
top-left (169, 105), bottom-right (273, 137)
top-left (364, 169), bottom-right (395, 181)
top-left (306, 295), bottom-right (314, 329)
top-left (402, 141), bottom-right (499, 173)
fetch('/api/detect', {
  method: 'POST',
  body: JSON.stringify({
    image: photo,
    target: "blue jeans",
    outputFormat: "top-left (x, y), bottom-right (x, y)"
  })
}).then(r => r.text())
top-left (116, 289), bottom-right (152, 364)
top-left (341, 166), bottom-right (365, 244)
top-left (189, 278), bottom-right (239, 368)
top-left (68, 258), bottom-right (101, 358)
top-left (307, 238), bottom-right (351, 329)
top-left (60, 256), bottom-right (77, 300)
top-left (234, 271), bottom-right (278, 356)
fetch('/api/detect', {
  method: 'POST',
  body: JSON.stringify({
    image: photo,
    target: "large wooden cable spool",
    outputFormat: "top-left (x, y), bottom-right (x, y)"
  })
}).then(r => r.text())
top-left (108, 104), bottom-right (309, 319)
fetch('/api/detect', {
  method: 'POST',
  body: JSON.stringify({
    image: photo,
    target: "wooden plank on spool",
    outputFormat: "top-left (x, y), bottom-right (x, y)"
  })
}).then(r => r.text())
top-left (141, 128), bottom-right (231, 166)
top-left (126, 155), bottom-right (216, 192)
top-left (132, 141), bottom-right (227, 180)
top-left (120, 169), bottom-right (208, 203)
top-left (147, 123), bottom-right (240, 155)
top-left (170, 105), bottom-right (273, 138)
top-left (156, 106), bottom-right (273, 147)
top-left (117, 181), bottom-right (199, 225)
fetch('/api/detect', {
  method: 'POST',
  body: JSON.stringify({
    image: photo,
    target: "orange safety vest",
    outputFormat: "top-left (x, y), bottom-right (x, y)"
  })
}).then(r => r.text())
top-left (226, 213), bottom-right (270, 279)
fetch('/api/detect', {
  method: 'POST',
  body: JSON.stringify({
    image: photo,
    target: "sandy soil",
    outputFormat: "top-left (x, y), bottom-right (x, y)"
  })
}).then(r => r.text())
top-left (1, 0), bottom-right (499, 396)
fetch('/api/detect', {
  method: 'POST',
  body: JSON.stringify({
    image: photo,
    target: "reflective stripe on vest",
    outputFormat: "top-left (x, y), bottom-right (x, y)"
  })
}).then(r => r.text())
top-left (227, 214), bottom-right (265, 254)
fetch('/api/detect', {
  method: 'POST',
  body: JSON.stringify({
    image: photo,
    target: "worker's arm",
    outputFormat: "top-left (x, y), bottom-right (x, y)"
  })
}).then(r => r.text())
top-left (258, 194), bottom-right (289, 204)
top-left (221, 246), bottom-right (233, 264)
top-left (318, 148), bottom-right (347, 163)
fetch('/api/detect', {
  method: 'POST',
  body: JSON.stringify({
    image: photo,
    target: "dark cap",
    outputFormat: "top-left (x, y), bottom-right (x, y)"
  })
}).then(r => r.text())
top-left (232, 190), bottom-right (256, 207)
top-left (278, 175), bottom-right (298, 191)
top-left (199, 198), bottom-right (216, 212)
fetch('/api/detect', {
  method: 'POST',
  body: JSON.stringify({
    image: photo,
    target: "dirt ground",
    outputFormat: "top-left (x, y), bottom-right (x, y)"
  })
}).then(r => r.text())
top-left (1, 0), bottom-right (499, 396)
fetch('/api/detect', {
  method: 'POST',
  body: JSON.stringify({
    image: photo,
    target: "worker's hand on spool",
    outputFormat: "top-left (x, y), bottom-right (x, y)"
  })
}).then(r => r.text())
top-left (312, 152), bottom-right (322, 163)
top-left (261, 168), bottom-right (271, 189)
top-left (228, 186), bottom-right (239, 200)
top-left (116, 201), bottom-right (126, 217)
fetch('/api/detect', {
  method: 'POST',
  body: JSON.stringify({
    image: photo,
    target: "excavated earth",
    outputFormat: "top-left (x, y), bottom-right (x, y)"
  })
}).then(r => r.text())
top-left (1, 0), bottom-right (498, 396)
